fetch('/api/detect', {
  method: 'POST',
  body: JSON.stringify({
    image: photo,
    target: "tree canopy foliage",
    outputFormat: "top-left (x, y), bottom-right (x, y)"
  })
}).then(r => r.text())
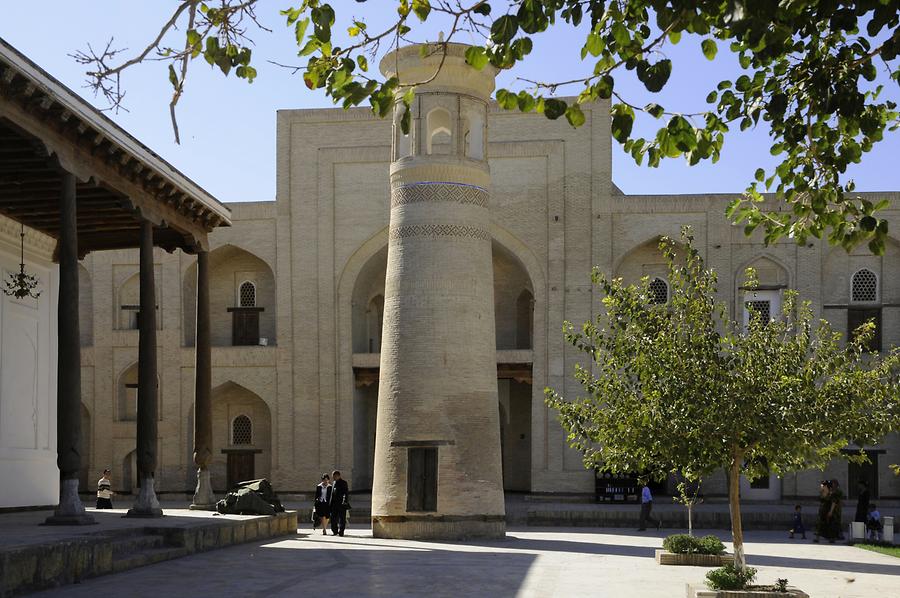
top-left (544, 229), bottom-right (900, 568)
top-left (76, 1), bottom-right (900, 252)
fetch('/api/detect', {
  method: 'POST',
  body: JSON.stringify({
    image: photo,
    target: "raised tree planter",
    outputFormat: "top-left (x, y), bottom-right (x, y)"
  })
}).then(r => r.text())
top-left (656, 549), bottom-right (735, 567)
top-left (686, 584), bottom-right (810, 598)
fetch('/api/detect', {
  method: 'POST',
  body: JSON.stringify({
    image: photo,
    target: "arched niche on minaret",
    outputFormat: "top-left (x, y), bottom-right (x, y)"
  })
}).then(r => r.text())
top-left (461, 97), bottom-right (486, 161)
top-left (420, 95), bottom-right (459, 156)
top-left (392, 100), bottom-right (414, 161)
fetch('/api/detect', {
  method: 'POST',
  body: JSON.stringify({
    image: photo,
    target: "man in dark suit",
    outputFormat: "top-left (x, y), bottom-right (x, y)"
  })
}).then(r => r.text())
top-left (329, 470), bottom-right (350, 536)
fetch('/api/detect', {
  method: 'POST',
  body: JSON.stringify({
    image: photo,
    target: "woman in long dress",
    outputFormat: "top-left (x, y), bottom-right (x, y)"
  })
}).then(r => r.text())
top-left (813, 480), bottom-right (841, 544)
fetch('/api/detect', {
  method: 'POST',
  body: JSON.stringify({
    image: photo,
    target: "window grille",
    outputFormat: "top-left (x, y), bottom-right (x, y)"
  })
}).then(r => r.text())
top-left (232, 415), bottom-right (252, 445)
top-left (648, 278), bottom-right (668, 304)
top-left (746, 300), bottom-right (771, 324)
top-left (239, 281), bottom-right (256, 307)
top-left (851, 269), bottom-right (878, 303)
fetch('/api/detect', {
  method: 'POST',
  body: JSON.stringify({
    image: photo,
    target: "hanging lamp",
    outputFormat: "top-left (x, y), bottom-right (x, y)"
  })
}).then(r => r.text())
top-left (3, 222), bottom-right (41, 299)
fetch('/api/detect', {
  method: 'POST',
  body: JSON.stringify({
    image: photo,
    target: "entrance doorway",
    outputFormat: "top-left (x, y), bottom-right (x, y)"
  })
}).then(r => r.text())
top-left (497, 377), bottom-right (532, 492)
top-left (848, 453), bottom-right (879, 498)
top-left (224, 450), bottom-right (259, 488)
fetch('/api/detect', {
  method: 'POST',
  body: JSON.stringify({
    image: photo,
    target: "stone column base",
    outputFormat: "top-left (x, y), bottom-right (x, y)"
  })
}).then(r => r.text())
top-left (44, 479), bottom-right (96, 526)
top-left (372, 515), bottom-right (505, 540)
top-left (189, 468), bottom-right (216, 510)
top-left (126, 476), bottom-right (163, 518)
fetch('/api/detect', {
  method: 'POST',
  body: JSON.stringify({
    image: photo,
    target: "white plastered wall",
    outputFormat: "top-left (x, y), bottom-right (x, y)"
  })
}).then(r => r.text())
top-left (0, 215), bottom-right (58, 508)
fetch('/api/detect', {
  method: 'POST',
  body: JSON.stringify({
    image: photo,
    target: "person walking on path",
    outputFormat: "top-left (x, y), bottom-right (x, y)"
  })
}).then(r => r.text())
top-left (329, 470), bottom-right (350, 537)
top-left (854, 480), bottom-right (870, 524)
top-left (637, 480), bottom-right (660, 531)
top-left (313, 473), bottom-right (332, 535)
top-left (831, 479), bottom-right (845, 540)
top-left (96, 468), bottom-right (114, 509)
top-left (789, 505), bottom-right (806, 539)
top-left (814, 480), bottom-right (839, 543)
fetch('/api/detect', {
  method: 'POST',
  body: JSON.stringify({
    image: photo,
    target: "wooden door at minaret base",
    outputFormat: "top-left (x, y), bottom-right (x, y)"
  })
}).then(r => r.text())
top-left (226, 452), bottom-right (255, 488)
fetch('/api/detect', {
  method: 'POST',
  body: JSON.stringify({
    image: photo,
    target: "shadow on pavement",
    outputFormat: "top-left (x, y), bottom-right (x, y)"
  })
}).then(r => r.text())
top-left (746, 553), bottom-right (900, 576)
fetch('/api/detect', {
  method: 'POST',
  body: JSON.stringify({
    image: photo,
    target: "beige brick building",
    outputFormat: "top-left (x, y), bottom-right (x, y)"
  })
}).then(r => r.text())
top-left (76, 99), bottom-right (900, 503)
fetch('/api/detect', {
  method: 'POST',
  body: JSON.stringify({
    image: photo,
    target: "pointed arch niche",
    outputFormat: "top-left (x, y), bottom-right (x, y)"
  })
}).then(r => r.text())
top-left (183, 244), bottom-right (276, 347)
top-left (209, 381), bottom-right (272, 491)
top-left (426, 107), bottom-right (452, 155)
top-left (737, 255), bottom-right (790, 329)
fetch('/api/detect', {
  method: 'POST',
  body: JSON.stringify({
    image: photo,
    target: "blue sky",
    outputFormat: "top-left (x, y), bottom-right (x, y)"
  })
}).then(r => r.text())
top-left (3, 2), bottom-right (898, 203)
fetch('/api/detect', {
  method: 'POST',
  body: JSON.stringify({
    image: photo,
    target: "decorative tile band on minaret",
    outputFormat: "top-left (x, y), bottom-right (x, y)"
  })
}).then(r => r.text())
top-left (371, 43), bottom-right (506, 540)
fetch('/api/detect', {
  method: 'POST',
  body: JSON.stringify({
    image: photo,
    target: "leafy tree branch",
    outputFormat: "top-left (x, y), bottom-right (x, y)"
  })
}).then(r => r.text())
top-left (74, 1), bottom-right (900, 253)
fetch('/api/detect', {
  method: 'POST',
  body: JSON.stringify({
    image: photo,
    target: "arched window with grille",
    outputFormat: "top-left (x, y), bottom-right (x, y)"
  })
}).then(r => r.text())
top-left (849, 268), bottom-right (881, 351)
top-left (239, 281), bottom-right (257, 308)
top-left (851, 268), bottom-right (878, 303)
top-left (232, 415), bottom-right (252, 445)
top-left (648, 278), bottom-right (669, 304)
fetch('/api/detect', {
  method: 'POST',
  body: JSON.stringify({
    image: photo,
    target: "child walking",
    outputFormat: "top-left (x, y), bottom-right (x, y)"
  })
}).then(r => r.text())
top-left (866, 504), bottom-right (883, 541)
top-left (789, 504), bottom-right (806, 539)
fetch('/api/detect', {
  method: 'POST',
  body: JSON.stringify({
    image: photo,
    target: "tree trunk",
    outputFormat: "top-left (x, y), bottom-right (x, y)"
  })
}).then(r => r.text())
top-left (729, 456), bottom-right (746, 570)
top-left (688, 503), bottom-right (693, 537)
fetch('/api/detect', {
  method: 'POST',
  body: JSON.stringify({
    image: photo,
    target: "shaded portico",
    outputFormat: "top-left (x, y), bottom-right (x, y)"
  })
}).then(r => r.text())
top-left (0, 39), bottom-right (230, 521)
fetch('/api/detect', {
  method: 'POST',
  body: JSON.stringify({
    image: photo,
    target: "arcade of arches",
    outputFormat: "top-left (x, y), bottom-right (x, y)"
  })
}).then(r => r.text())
top-left (66, 102), bottom-right (900, 504)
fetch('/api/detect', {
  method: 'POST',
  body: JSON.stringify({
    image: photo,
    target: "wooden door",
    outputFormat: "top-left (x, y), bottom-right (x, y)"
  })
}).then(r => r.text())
top-left (849, 453), bottom-right (879, 498)
top-left (231, 309), bottom-right (260, 346)
top-left (407, 447), bottom-right (438, 512)
top-left (227, 452), bottom-right (256, 488)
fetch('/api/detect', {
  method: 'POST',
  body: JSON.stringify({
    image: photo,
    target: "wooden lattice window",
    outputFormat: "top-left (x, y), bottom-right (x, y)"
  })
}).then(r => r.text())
top-left (232, 415), bottom-right (252, 445)
top-left (239, 281), bottom-right (257, 308)
top-left (745, 299), bottom-right (771, 325)
top-left (648, 278), bottom-right (668, 304)
top-left (851, 269), bottom-right (878, 303)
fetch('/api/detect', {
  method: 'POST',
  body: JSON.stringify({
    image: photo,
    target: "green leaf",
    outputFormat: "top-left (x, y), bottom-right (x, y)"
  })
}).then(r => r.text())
top-left (701, 39), bottom-right (717, 61)
top-left (465, 46), bottom-right (489, 70)
top-left (544, 98), bottom-right (567, 120)
top-left (495, 88), bottom-right (518, 110)
top-left (611, 104), bottom-right (635, 142)
top-left (754, 168), bottom-right (765, 182)
top-left (565, 103), bottom-right (586, 127)
top-left (311, 4), bottom-right (335, 43)
top-left (645, 103), bottom-right (664, 119)
top-left (412, 0), bottom-right (431, 21)
top-left (612, 22), bottom-right (630, 48)
top-left (186, 29), bottom-right (202, 58)
top-left (584, 33), bottom-right (603, 57)
top-left (636, 59), bottom-right (672, 93)
top-left (294, 18), bottom-right (309, 45)
top-left (491, 15), bottom-right (519, 44)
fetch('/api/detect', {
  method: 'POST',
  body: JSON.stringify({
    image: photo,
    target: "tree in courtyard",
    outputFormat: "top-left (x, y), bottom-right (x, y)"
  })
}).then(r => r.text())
top-left (544, 229), bottom-right (900, 570)
top-left (74, 1), bottom-right (900, 253)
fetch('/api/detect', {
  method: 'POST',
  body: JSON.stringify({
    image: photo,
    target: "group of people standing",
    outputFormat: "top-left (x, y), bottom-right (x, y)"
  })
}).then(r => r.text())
top-left (800, 479), bottom-right (883, 543)
top-left (313, 470), bottom-right (351, 536)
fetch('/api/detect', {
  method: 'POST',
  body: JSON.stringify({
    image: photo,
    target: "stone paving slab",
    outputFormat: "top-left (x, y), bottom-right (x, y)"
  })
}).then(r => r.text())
top-left (27, 527), bottom-right (900, 598)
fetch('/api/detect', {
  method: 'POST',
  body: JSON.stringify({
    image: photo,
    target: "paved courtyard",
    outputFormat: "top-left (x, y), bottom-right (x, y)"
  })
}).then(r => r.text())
top-left (31, 526), bottom-right (899, 598)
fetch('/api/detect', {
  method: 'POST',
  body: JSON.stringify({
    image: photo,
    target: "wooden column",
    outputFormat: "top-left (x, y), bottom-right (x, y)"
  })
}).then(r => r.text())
top-left (190, 250), bottom-right (215, 509)
top-left (45, 171), bottom-right (94, 525)
top-left (127, 219), bottom-right (162, 517)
